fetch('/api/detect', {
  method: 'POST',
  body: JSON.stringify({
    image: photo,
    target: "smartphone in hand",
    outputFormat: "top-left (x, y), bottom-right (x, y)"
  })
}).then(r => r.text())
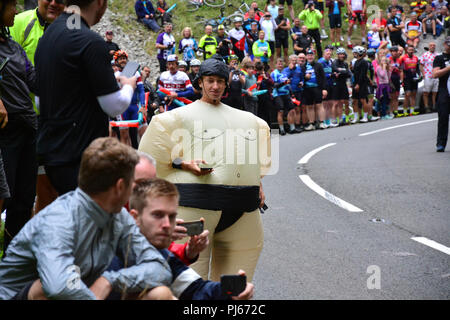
top-left (220, 275), bottom-right (247, 297)
top-left (121, 61), bottom-right (140, 78)
top-left (178, 220), bottom-right (204, 236)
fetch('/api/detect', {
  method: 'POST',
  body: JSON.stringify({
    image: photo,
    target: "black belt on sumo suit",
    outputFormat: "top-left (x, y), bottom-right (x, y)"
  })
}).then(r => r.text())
top-left (175, 184), bottom-right (260, 233)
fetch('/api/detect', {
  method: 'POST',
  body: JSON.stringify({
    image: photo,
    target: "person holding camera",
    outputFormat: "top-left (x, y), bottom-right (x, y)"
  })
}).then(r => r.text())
top-left (121, 178), bottom-right (255, 300)
top-left (298, 1), bottom-right (323, 58)
top-left (224, 55), bottom-right (245, 110)
top-left (156, 22), bottom-right (175, 72)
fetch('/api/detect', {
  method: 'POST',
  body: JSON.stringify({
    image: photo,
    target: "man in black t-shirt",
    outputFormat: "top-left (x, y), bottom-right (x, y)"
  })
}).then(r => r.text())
top-left (432, 36), bottom-right (450, 152)
top-left (294, 25), bottom-right (313, 55)
top-left (105, 30), bottom-right (120, 59)
top-left (35, 0), bottom-right (137, 194)
top-left (275, 6), bottom-right (290, 65)
top-left (387, 8), bottom-right (406, 47)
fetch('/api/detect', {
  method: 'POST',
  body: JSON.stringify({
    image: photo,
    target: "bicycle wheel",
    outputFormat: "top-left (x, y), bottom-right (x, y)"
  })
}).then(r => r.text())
top-left (203, 0), bottom-right (226, 8)
top-left (223, 13), bottom-right (244, 28)
top-left (186, 1), bottom-right (200, 12)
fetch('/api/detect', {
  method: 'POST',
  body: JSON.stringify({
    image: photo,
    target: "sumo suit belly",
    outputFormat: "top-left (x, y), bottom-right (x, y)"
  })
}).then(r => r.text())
top-left (139, 100), bottom-right (271, 281)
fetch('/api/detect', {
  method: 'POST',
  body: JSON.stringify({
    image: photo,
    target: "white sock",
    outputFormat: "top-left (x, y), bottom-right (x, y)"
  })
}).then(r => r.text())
top-left (279, 124), bottom-right (285, 131)
top-left (410, 107), bottom-right (415, 113)
top-left (363, 112), bottom-right (368, 119)
top-left (290, 123), bottom-right (295, 131)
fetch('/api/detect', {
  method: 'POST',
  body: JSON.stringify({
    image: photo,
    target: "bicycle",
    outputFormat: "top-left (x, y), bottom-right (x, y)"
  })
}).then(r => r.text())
top-left (185, 0), bottom-right (226, 12)
top-left (195, 5), bottom-right (244, 31)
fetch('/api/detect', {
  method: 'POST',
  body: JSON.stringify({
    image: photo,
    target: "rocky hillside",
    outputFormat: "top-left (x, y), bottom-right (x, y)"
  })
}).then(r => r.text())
top-left (92, 8), bottom-right (161, 84)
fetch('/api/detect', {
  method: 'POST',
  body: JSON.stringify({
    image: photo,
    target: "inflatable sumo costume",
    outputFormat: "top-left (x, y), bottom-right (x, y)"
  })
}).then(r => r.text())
top-left (139, 57), bottom-right (271, 281)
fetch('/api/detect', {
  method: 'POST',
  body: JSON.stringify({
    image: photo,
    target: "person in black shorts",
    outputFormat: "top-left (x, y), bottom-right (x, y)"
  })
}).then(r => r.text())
top-left (279, 0), bottom-right (294, 20)
top-left (350, 46), bottom-right (371, 123)
top-left (326, 0), bottom-right (345, 46)
top-left (432, 36), bottom-right (450, 152)
top-left (301, 49), bottom-right (328, 130)
top-left (275, 6), bottom-right (290, 65)
top-left (331, 47), bottom-right (351, 126)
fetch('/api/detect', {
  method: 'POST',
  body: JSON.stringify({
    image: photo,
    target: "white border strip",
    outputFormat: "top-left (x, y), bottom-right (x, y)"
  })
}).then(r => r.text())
top-left (411, 237), bottom-right (450, 256)
top-left (359, 118), bottom-right (438, 137)
top-left (298, 143), bottom-right (337, 164)
top-left (299, 175), bottom-right (364, 212)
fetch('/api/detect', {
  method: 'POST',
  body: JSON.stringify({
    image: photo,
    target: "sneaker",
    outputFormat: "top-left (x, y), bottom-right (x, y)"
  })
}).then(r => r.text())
top-left (329, 120), bottom-right (339, 128)
top-left (347, 42), bottom-right (353, 49)
top-left (321, 30), bottom-right (328, 39)
top-left (359, 117), bottom-right (368, 123)
top-left (350, 116), bottom-right (359, 124)
top-left (336, 42), bottom-right (341, 47)
top-left (386, 114), bottom-right (394, 120)
top-left (332, 42), bottom-right (336, 47)
top-left (304, 123), bottom-right (315, 131)
top-left (280, 128), bottom-right (286, 136)
top-left (423, 33), bottom-right (427, 39)
top-left (433, 34), bottom-right (437, 39)
top-left (409, 111), bottom-right (420, 116)
top-left (369, 115), bottom-right (380, 121)
top-left (436, 145), bottom-right (445, 152)
top-left (319, 122), bottom-right (327, 129)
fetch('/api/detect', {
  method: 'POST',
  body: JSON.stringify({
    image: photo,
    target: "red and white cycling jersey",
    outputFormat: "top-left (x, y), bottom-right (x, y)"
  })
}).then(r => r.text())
top-left (405, 20), bottom-right (422, 38)
top-left (348, 0), bottom-right (365, 12)
top-left (158, 70), bottom-right (193, 92)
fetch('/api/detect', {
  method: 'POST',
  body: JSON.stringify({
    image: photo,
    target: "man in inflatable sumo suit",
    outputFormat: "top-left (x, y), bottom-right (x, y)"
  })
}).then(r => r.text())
top-left (138, 55), bottom-right (271, 282)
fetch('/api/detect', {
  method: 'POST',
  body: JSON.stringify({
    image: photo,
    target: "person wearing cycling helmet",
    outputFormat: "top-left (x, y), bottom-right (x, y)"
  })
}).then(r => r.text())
top-left (139, 56), bottom-right (271, 283)
top-left (178, 60), bottom-right (188, 74)
top-left (229, 16), bottom-right (246, 62)
top-left (188, 59), bottom-right (202, 101)
top-left (331, 47), bottom-right (352, 126)
top-left (157, 54), bottom-right (194, 112)
top-left (113, 50), bottom-right (146, 149)
top-left (351, 46), bottom-right (371, 123)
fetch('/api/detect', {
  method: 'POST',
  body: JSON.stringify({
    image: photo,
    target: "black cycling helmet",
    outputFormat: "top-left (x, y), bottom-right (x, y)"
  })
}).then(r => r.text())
top-left (193, 55), bottom-right (229, 90)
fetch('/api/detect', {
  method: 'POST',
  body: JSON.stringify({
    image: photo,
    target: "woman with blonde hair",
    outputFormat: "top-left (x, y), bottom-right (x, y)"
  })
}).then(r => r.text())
top-left (178, 26), bottom-right (198, 68)
top-left (375, 56), bottom-right (392, 119)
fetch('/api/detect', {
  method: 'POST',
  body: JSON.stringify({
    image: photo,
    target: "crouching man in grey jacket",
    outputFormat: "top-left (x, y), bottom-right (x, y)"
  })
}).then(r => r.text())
top-left (0, 137), bottom-right (173, 300)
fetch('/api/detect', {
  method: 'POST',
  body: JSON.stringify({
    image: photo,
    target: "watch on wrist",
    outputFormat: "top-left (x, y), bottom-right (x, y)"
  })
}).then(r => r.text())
top-left (172, 158), bottom-right (183, 169)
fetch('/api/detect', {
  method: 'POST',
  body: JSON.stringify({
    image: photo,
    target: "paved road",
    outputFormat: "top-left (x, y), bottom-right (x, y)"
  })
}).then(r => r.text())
top-left (253, 113), bottom-right (450, 300)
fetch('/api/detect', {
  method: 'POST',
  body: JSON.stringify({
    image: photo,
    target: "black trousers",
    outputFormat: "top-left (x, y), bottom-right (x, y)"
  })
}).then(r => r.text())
top-left (308, 28), bottom-right (322, 58)
top-left (436, 92), bottom-right (450, 148)
top-left (0, 122), bottom-right (37, 252)
top-left (45, 162), bottom-right (80, 196)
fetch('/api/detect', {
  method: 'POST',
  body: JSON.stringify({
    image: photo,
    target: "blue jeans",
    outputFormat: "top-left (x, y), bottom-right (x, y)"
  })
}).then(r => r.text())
top-left (140, 18), bottom-right (160, 32)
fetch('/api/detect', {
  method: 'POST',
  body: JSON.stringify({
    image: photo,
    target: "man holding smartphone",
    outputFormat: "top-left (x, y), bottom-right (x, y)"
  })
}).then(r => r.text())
top-left (35, 0), bottom-right (137, 195)
top-left (127, 178), bottom-right (254, 300)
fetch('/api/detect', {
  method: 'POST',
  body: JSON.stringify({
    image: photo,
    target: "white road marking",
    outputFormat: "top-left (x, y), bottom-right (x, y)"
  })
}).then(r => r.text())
top-left (359, 118), bottom-right (438, 137)
top-left (299, 175), bottom-right (364, 212)
top-left (298, 143), bottom-right (363, 212)
top-left (298, 143), bottom-right (337, 164)
top-left (411, 237), bottom-right (450, 256)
